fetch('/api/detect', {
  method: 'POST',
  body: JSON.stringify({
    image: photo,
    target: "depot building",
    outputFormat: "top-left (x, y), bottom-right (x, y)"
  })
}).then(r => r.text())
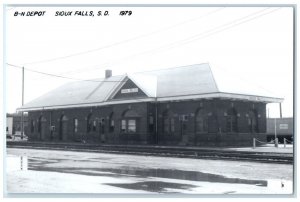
top-left (18, 64), bottom-right (283, 146)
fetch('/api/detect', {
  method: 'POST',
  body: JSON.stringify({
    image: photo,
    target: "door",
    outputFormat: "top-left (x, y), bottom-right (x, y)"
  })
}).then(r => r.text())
top-left (99, 119), bottom-right (105, 143)
top-left (180, 115), bottom-right (188, 144)
top-left (59, 115), bottom-right (68, 141)
top-left (38, 116), bottom-right (47, 140)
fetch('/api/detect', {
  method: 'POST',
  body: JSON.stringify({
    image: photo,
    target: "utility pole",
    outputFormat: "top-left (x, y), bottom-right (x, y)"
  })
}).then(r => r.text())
top-left (279, 103), bottom-right (282, 118)
top-left (155, 100), bottom-right (158, 144)
top-left (21, 66), bottom-right (24, 139)
top-left (274, 117), bottom-right (277, 140)
top-left (274, 117), bottom-right (278, 147)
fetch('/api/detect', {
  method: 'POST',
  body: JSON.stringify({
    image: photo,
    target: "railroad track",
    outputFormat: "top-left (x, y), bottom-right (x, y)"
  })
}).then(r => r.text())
top-left (6, 141), bottom-right (293, 164)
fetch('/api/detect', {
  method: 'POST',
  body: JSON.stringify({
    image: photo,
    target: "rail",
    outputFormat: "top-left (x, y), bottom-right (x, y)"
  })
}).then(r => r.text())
top-left (7, 141), bottom-right (293, 164)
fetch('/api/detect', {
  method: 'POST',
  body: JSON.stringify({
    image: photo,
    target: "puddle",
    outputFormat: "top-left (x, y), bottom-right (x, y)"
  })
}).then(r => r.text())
top-left (96, 167), bottom-right (268, 187)
top-left (223, 191), bottom-right (236, 194)
top-left (8, 155), bottom-right (291, 193)
top-left (28, 160), bottom-right (268, 187)
top-left (105, 181), bottom-right (197, 193)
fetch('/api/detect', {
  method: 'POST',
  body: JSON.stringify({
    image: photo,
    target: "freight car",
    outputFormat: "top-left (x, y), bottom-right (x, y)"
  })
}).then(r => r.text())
top-left (266, 118), bottom-right (293, 143)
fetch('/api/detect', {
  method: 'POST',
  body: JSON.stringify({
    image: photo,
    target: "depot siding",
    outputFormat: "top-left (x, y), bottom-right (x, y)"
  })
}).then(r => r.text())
top-left (27, 99), bottom-right (267, 146)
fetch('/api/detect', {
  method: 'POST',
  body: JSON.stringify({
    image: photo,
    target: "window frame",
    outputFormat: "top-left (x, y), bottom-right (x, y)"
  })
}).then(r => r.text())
top-left (121, 119), bottom-right (127, 133)
top-left (226, 109), bottom-right (238, 133)
top-left (74, 118), bottom-right (78, 133)
top-left (99, 118), bottom-right (105, 134)
top-left (86, 114), bottom-right (93, 133)
top-left (248, 110), bottom-right (258, 133)
top-left (120, 109), bottom-right (140, 134)
top-left (31, 120), bottom-right (35, 133)
top-left (120, 118), bottom-right (138, 134)
top-left (149, 115), bottom-right (154, 133)
top-left (127, 119), bottom-right (137, 133)
top-left (195, 109), bottom-right (208, 133)
top-left (109, 114), bottom-right (115, 133)
top-left (163, 111), bottom-right (175, 134)
top-left (92, 120), bottom-right (97, 132)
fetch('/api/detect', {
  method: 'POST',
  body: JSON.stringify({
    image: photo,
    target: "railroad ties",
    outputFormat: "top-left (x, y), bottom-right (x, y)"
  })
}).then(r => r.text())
top-left (7, 141), bottom-right (293, 164)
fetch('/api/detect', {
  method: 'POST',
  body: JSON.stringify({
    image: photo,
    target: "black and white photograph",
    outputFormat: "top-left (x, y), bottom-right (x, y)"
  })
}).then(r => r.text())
top-left (2, 2), bottom-right (296, 198)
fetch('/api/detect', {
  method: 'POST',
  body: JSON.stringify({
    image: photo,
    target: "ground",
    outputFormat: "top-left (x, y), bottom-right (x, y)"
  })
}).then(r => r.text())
top-left (5, 148), bottom-right (293, 195)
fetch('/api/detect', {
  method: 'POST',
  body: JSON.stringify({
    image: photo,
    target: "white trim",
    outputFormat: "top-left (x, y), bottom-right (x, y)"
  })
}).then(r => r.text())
top-left (18, 93), bottom-right (282, 112)
top-left (17, 98), bottom-right (155, 112)
top-left (156, 92), bottom-right (283, 103)
top-left (121, 88), bottom-right (139, 94)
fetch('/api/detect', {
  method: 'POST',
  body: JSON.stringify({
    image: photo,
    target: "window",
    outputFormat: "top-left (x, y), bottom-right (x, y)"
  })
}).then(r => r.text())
top-left (149, 116), bottom-right (154, 124)
top-left (195, 109), bottom-right (208, 132)
top-left (110, 120), bottom-right (115, 132)
top-left (6, 127), bottom-right (8, 132)
top-left (149, 115), bottom-right (154, 133)
top-left (196, 116), bottom-right (204, 132)
top-left (208, 114), bottom-right (218, 133)
top-left (38, 119), bottom-right (41, 133)
top-left (121, 120), bottom-right (126, 132)
top-left (74, 118), bottom-right (78, 133)
top-left (31, 120), bottom-right (35, 132)
top-left (87, 114), bottom-right (93, 133)
top-left (226, 108), bottom-right (238, 132)
top-left (109, 113), bottom-right (114, 132)
top-left (163, 116), bottom-right (169, 133)
top-left (121, 119), bottom-right (137, 133)
top-left (121, 109), bottom-right (139, 133)
top-left (170, 118), bottom-right (175, 132)
top-left (93, 120), bottom-right (97, 131)
top-left (248, 110), bottom-right (258, 133)
top-left (163, 110), bottom-right (175, 133)
top-left (128, 119), bottom-right (136, 133)
top-left (59, 115), bottom-right (68, 141)
top-left (37, 116), bottom-right (47, 134)
top-left (100, 119), bottom-right (105, 133)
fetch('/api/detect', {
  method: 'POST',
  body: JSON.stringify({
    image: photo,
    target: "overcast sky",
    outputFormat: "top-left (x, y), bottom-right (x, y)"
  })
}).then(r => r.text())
top-left (5, 6), bottom-right (293, 117)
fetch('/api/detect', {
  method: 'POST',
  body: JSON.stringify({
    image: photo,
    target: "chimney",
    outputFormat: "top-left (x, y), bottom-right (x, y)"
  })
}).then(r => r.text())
top-left (105, 69), bottom-right (112, 79)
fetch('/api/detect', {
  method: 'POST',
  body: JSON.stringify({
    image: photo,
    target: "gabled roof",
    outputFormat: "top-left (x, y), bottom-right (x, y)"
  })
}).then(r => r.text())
top-left (130, 63), bottom-right (282, 101)
top-left (18, 63), bottom-right (283, 111)
top-left (137, 63), bottom-right (219, 98)
top-left (19, 75), bottom-right (126, 110)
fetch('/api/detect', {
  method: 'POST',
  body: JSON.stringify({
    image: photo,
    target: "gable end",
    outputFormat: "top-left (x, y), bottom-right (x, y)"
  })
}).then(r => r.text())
top-left (111, 79), bottom-right (147, 100)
